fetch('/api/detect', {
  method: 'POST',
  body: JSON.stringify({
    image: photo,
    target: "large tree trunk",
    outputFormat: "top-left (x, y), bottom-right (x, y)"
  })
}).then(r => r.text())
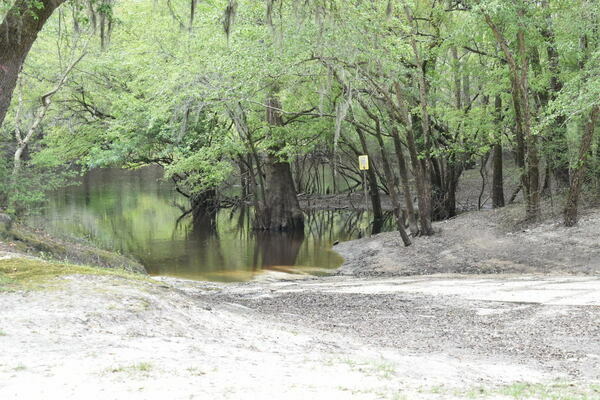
top-left (253, 94), bottom-right (304, 232)
top-left (191, 189), bottom-right (219, 231)
top-left (492, 95), bottom-right (505, 208)
top-left (564, 107), bottom-right (599, 227)
top-left (443, 163), bottom-right (461, 218)
top-left (517, 28), bottom-right (540, 221)
top-left (0, 0), bottom-right (66, 128)
top-left (254, 154), bottom-right (305, 231)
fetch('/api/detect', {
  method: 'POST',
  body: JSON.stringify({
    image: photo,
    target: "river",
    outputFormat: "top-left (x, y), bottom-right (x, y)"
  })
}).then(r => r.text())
top-left (29, 167), bottom-right (389, 282)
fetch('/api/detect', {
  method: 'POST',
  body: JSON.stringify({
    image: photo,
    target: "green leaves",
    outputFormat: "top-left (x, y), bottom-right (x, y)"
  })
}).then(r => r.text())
top-left (2, 0), bottom-right (599, 216)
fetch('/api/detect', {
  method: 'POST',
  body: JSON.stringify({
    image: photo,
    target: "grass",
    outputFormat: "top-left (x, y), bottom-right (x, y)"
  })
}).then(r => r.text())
top-left (426, 382), bottom-right (600, 399)
top-left (0, 257), bottom-right (153, 291)
top-left (108, 362), bottom-right (154, 375)
top-left (338, 357), bottom-right (397, 381)
top-left (135, 362), bottom-right (153, 372)
top-left (371, 360), bottom-right (396, 380)
top-left (495, 382), bottom-right (600, 400)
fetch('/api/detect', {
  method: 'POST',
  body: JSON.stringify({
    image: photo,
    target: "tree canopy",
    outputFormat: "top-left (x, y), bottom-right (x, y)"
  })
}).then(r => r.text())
top-left (1, 0), bottom-right (599, 232)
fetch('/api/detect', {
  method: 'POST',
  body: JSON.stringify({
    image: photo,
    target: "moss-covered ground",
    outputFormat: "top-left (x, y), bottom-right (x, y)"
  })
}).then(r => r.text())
top-left (0, 257), bottom-right (152, 291)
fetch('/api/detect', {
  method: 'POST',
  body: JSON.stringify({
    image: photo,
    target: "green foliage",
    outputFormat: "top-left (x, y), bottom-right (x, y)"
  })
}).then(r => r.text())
top-left (2, 0), bottom-right (600, 217)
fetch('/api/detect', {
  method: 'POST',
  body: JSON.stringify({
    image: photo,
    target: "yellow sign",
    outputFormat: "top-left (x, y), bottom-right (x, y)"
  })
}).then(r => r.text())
top-left (359, 155), bottom-right (369, 170)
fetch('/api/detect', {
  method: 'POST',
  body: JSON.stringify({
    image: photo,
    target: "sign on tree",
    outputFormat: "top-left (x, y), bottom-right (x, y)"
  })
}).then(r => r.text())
top-left (359, 155), bottom-right (369, 171)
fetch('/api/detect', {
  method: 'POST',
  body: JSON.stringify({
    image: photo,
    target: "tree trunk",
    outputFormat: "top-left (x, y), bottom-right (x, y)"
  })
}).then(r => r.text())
top-left (254, 155), bottom-right (305, 231)
top-left (492, 95), bottom-right (505, 208)
top-left (391, 127), bottom-right (419, 236)
top-left (237, 155), bottom-right (250, 200)
top-left (354, 126), bottom-right (384, 234)
top-left (371, 127), bottom-right (411, 246)
top-left (564, 107), bottom-right (599, 227)
top-left (542, 21), bottom-right (570, 186)
top-left (401, 6), bottom-right (435, 235)
top-left (253, 94), bottom-right (304, 232)
top-left (191, 190), bottom-right (219, 231)
top-left (492, 142), bottom-right (505, 208)
top-left (444, 163), bottom-right (461, 218)
top-left (8, 145), bottom-right (25, 214)
top-left (0, 0), bottom-right (66, 128)
top-left (486, 13), bottom-right (539, 221)
top-left (517, 21), bottom-right (540, 221)
top-left (392, 82), bottom-right (433, 235)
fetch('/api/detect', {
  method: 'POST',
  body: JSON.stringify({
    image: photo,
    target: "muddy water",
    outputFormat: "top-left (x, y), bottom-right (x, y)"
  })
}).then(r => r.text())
top-left (29, 167), bottom-right (388, 282)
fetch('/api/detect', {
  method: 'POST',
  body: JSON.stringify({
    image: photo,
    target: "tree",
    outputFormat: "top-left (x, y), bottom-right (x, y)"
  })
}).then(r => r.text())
top-left (9, 52), bottom-right (84, 214)
top-left (0, 0), bottom-right (67, 128)
top-left (5, 0), bottom-right (600, 233)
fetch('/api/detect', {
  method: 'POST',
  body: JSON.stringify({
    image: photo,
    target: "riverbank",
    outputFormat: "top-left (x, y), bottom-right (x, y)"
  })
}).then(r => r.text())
top-left (0, 223), bottom-right (145, 274)
top-left (1, 206), bottom-right (599, 399)
top-left (335, 203), bottom-right (600, 277)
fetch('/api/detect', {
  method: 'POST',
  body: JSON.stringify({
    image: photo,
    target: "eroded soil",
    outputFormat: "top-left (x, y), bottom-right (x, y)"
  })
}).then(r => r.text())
top-left (335, 206), bottom-right (600, 277)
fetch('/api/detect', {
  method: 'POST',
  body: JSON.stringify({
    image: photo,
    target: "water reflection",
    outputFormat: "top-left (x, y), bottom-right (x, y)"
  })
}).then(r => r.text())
top-left (254, 230), bottom-right (305, 271)
top-left (29, 167), bottom-right (392, 282)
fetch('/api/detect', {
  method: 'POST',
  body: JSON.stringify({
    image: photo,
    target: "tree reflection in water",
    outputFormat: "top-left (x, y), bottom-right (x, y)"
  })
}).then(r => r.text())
top-left (29, 167), bottom-right (394, 282)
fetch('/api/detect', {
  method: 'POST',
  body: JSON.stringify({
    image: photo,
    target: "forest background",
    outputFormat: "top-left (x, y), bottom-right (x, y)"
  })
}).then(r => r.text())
top-left (1, 0), bottom-right (599, 246)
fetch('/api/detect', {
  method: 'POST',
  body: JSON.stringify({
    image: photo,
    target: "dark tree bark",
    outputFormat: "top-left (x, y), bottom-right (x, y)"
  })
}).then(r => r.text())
top-left (492, 95), bottom-right (505, 208)
top-left (0, 0), bottom-right (67, 128)
top-left (492, 142), bottom-right (505, 208)
top-left (237, 155), bottom-right (251, 200)
top-left (443, 163), bottom-right (462, 218)
top-left (191, 190), bottom-right (219, 231)
top-left (253, 94), bottom-right (304, 232)
top-left (430, 159), bottom-right (462, 220)
top-left (564, 107), bottom-right (599, 227)
top-left (190, 0), bottom-right (198, 31)
top-left (254, 154), bottom-right (305, 231)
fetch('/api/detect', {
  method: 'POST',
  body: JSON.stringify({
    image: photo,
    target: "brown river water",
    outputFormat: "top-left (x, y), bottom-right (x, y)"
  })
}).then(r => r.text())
top-left (29, 167), bottom-right (389, 282)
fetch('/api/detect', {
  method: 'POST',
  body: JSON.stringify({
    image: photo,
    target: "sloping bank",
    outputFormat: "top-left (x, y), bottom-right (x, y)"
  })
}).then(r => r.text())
top-left (333, 205), bottom-right (600, 277)
top-left (0, 214), bottom-right (145, 275)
